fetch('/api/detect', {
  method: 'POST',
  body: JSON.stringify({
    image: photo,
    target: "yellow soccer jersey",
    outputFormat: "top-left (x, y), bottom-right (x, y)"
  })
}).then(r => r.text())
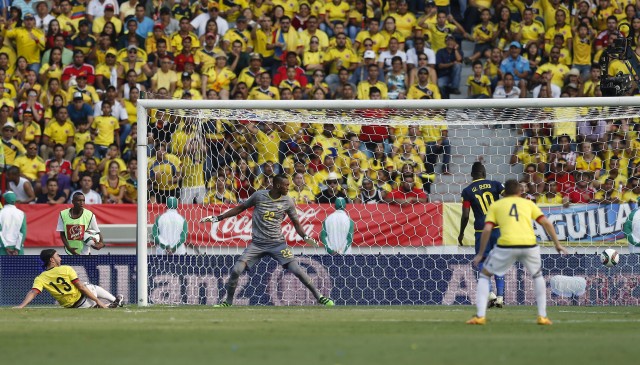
top-left (544, 24), bottom-right (572, 48)
top-left (2, 138), bottom-right (25, 165)
top-left (253, 28), bottom-right (276, 58)
top-left (536, 193), bottom-right (563, 204)
top-left (594, 189), bottom-right (620, 201)
top-left (289, 188), bottom-right (315, 204)
top-left (573, 36), bottom-right (593, 66)
top-left (44, 121), bottom-right (75, 145)
top-left (204, 190), bottom-right (238, 204)
top-left (355, 30), bottom-right (385, 54)
top-left (392, 12), bottom-right (417, 39)
top-left (407, 83), bottom-right (441, 99)
top-left (324, 47), bottom-right (359, 75)
top-left (248, 86), bottom-right (280, 100)
top-left (473, 23), bottom-right (496, 44)
top-left (622, 190), bottom-right (640, 203)
top-left (467, 75), bottom-right (491, 97)
top-left (254, 129), bottom-right (280, 165)
top-left (149, 153), bottom-right (182, 190)
top-left (32, 265), bottom-right (82, 308)
top-left (535, 62), bottom-right (570, 87)
top-left (13, 155), bottom-right (45, 181)
top-left (485, 196), bottom-right (544, 247)
top-left (520, 21), bottom-right (545, 46)
top-left (222, 28), bottom-right (253, 52)
top-left (427, 23), bottom-right (456, 53)
top-left (91, 116), bottom-right (119, 147)
top-left (357, 80), bottom-right (388, 100)
top-left (575, 155), bottom-right (602, 172)
top-left (325, 1), bottom-right (350, 22)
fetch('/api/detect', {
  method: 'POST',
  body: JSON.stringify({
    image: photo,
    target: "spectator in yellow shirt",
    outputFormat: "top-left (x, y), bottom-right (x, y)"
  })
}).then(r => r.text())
top-left (13, 141), bottom-right (46, 185)
top-left (1, 120), bottom-right (26, 166)
top-left (41, 108), bottom-right (75, 161)
top-left (91, 101), bottom-right (120, 158)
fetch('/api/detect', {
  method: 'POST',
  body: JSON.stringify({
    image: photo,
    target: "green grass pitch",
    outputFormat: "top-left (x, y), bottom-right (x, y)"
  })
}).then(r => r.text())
top-left (2, 306), bottom-right (639, 365)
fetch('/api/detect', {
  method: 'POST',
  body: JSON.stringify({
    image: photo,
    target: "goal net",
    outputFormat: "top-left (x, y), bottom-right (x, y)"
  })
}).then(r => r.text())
top-left (137, 97), bottom-right (640, 307)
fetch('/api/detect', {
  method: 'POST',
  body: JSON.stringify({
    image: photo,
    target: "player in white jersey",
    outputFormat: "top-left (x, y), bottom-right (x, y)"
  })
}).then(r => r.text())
top-left (321, 197), bottom-right (355, 254)
top-left (200, 175), bottom-right (335, 307)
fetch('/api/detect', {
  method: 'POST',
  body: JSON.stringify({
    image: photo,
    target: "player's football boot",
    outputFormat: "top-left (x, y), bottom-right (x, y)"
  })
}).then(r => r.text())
top-left (318, 296), bottom-right (335, 306)
top-left (487, 292), bottom-right (497, 308)
top-left (108, 294), bottom-right (124, 308)
top-left (494, 296), bottom-right (504, 308)
top-left (466, 316), bottom-right (486, 325)
top-left (537, 316), bottom-right (553, 325)
top-left (213, 301), bottom-right (232, 308)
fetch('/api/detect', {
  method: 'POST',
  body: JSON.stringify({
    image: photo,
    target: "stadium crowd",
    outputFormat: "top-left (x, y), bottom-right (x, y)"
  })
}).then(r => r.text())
top-left (0, 0), bottom-right (634, 207)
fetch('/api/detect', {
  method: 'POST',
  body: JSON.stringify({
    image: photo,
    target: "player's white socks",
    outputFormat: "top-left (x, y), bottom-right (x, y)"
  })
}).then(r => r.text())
top-left (533, 275), bottom-right (547, 318)
top-left (94, 285), bottom-right (116, 302)
top-left (476, 274), bottom-right (490, 318)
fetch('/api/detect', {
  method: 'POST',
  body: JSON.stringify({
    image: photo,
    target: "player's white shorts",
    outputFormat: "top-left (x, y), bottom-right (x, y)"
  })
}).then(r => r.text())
top-left (76, 284), bottom-right (100, 308)
top-left (483, 246), bottom-right (542, 277)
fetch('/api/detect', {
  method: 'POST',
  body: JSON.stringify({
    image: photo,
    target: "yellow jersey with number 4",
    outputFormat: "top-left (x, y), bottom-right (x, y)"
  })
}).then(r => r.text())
top-left (32, 265), bottom-right (82, 308)
top-left (485, 196), bottom-right (544, 247)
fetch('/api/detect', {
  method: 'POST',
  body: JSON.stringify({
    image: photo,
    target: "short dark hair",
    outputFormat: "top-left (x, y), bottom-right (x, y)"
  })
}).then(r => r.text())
top-left (40, 249), bottom-right (57, 266)
top-left (471, 162), bottom-right (486, 179)
top-left (504, 179), bottom-right (520, 195)
top-left (273, 174), bottom-right (288, 185)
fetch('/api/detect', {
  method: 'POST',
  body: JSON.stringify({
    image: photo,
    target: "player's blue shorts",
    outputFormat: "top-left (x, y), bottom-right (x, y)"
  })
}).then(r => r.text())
top-left (475, 228), bottom-right (500, 260)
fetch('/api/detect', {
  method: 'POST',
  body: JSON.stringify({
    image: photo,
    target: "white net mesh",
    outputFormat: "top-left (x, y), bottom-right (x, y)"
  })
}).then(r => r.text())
top-left (142, 96), bottom-right (640, 306)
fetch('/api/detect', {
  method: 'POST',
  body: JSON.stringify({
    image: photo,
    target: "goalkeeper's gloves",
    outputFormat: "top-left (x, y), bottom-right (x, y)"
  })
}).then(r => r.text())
top-left (303, 235), bottom-right (319, 247)
top-left (200, 215), bottom-right (221, 223)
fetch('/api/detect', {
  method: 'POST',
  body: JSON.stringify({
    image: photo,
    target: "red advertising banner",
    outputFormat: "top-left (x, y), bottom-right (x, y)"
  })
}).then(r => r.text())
top-left (20, 203), bottom-right (443, 247)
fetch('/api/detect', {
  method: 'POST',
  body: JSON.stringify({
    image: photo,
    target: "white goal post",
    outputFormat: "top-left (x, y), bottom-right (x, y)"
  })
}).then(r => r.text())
top-left (135, 97), bottom-right (640, 307)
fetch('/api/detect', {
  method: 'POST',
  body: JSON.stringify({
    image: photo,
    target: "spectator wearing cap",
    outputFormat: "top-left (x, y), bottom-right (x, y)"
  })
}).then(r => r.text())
top-left (435, 34), bottom-right (463, 97)
top-left (533, 46), bottom-right (570, 89)
top-left (171, 17), bottom-right (201, 54)
top-left (1, 120), bottom-right (26, 166)
top-left (42, 34), bottom-right (74, 66)
top-left (41, 107), bottom-right (76, 160)
top-left (222, 15), bottom-right (253, 53)
top-left (92, 4), bottom-right (123, 36)
top-left (174, 71), bottom-right (203, 99)
top-left (1, 12), bottom-right (46, 74)
top-left (151, 56), bottom-right (178, 94)
top-left (16, 104), bottom-right (41, 145)
top-left (87, 0), bottom-right (119, 22)
top-left (191, 4), bottom-right (229, 38)
top-left (273, 51), bottom-right (308, 88)
top-left (499, 41), bottom-right (529, 98)
top-left (237, 52), bottom-right (267, 89)
top-left (35, 1), bottom-right (55, 31)
top-left (201, 53), bottom-right (236, 99)
top-left (95, 48), bottom-right (122, 92)
top-left (61, 51), bottom-right (96, 90)
top-left (196, 31), bottom-right (223, 71)
top-left (316, 172), bottom-right (348, 204)
top-left (0, 191), bottom-right (27, 255)
top-left (67, 76), bottom-right (99, 109)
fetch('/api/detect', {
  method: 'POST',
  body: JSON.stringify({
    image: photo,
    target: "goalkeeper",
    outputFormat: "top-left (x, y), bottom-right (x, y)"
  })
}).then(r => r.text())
top-left (201, 175), bottom-right (334, 307)
top-left (320, 198), bottom-right (354, 254)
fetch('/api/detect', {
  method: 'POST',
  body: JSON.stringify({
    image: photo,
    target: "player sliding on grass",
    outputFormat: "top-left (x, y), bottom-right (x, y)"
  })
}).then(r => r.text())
top-left (467, 179), bottom-right (567, 325)
top-left (15, 249), bottom-right (124, 309)
top-left (200, 174), bottom-right (335, 307)
top-left (459, 162), bottom-right (506, 308)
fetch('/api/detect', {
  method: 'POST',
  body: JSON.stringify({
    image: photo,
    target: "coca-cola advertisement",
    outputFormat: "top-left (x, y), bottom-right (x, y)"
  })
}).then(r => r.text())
top-left (18, 204), bottom-right (443, 247)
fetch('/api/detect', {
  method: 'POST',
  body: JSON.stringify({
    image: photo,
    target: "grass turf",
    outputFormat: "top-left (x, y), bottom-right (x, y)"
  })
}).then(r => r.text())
top-left (1, 306), bottom-right (639, 365)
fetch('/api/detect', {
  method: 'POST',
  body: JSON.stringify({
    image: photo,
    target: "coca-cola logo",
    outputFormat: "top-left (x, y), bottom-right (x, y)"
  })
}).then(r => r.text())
top-left (210, 208), bottom-right (318, 241)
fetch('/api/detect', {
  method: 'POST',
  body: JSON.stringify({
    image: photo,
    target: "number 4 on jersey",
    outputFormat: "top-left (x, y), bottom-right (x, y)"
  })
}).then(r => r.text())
top-left (509, 204), bottom-right (519, 221)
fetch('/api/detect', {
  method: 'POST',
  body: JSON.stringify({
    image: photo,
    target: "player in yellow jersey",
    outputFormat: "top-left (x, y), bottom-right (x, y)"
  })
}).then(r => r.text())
top-left (467, 180), bottom-right (567, 325)
top-left (15, 249), bottom-right (124, 308)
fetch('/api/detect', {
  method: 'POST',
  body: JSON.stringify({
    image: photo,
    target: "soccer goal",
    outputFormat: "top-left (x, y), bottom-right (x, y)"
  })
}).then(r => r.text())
top-left (135, 97), bottom-right (640, 307)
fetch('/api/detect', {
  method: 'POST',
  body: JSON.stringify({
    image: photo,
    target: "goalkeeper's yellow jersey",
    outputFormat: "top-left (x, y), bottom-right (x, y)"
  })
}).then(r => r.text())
top-left (32, 265), bottom-right (82, 308)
